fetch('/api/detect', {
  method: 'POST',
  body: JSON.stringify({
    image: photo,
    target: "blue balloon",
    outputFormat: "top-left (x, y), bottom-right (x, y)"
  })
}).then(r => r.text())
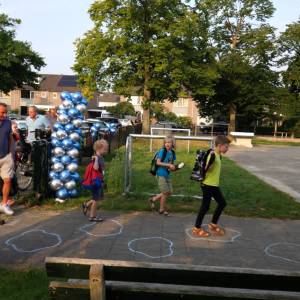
top-left (53, 123), bottom-right (65, 131)
top-left (57, 109), bottom-right (68, 115)
top-left (72, 141), bottom-right (81, 150)
top-left (68, 108), bottom-right (79, 118)
top-left (94, 123), bottom-right (101, 130)
top-left (70, 172), bottom-right (80, 182)
top-left (71, 92), bottom-right (82, 104)
top-left (74, 128), bottom-right (83, 136)
top-left (56, 187), bottom-right (69, 199)
top-left (80, 98), bottom-right (88, 105)
top-left (60, 170), bottom-right (71, 182)
top-left (49, 171), bottom-right (61, 180)
top-left (61, 139), bottom-right (73, 150)
top-left (68, 189), bottom-right (79, 198)
top-left (64, 123), bottom-right (75, 133)
top-left (71, 158), bottom-right (78, 164)
top-left (60, 91), bottom-right (72, 101)
top-left (90, 126), bottom-right (98, 133)
top-left (51, 156), bottom-right (61, 164)
top-left (51, 138), bottom-right (62, 148)
top-left (61, 155), bottom-right (72, 165)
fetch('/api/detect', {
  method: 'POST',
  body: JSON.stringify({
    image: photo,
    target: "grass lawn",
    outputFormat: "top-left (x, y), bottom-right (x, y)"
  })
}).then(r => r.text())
top-left (0, 267), bottom-right (49, 300)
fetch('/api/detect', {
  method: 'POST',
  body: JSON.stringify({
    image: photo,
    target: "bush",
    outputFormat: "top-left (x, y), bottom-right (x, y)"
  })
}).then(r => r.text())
top-left (176, 116), bottom-right (192, 128)
top-left (254, 126), bottom-right (273, 135)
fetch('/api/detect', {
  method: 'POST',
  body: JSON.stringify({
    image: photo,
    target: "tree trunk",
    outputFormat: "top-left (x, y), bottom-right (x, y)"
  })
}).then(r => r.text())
top-left (229, 102), bottom-right (236, 133)
top-left (142, 86), bottom-right (151, 134)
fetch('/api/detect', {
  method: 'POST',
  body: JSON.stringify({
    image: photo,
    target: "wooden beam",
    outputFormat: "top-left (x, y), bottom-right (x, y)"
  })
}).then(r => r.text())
top-left (89, 264), bottom-right (105, 300)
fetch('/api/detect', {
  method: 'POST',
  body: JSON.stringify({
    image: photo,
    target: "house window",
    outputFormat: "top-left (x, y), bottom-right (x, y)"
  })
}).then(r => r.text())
top-left (21, 90), bottom-right (30, 99)
top-left (53, 92), bottom-right (57, 99)
top-left (174, 98), bottom-right (188, 107)
top-left (30, 91), bottom-right (35, 99)
top-left (41, 92), bottom-right (47, 98)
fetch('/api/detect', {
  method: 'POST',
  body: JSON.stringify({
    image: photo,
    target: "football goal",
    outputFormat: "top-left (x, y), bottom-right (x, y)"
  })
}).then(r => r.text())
top-left (124, 134), bottom-right (214, 199)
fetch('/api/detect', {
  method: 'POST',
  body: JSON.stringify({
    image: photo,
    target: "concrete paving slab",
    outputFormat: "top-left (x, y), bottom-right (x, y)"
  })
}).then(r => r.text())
top-left (1, 208), bottom-right (300, 272)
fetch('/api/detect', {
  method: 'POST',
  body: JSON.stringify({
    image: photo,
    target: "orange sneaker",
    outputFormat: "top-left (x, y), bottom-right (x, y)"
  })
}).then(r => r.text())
top-left (192, 227), bottom-right (210, 237)
top-left (208, 223), bottom-right (225, 235)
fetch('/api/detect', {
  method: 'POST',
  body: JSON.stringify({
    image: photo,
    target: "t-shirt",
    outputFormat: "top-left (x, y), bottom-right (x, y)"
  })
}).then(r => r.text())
top-left (26, 115), bottom-right (50, 143)
top-left (156, 148), bottom-right (176, 178)
top-left (203, 152), bottom-right (221, 186)
top-left (0, 118), bottom-right (12, 159)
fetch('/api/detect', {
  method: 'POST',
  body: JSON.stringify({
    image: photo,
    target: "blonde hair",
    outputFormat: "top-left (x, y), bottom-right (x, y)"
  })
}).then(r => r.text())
top-left (93, 139), bottom-right (109, 152)
top-left (162, 135), bottom-right (175, 149)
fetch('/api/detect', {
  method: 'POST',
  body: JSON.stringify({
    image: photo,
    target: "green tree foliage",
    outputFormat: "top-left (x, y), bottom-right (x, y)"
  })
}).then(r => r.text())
top-left (73, 0), bottom-right (217, 133)
top-left (0, 13), bottom-right (45, 93)
top-left (278, 19), bottom-right (300, 98)
top-left (193, 0), bottom-right (277, 131)
top-left (106, 101), bottom-right (135, 118)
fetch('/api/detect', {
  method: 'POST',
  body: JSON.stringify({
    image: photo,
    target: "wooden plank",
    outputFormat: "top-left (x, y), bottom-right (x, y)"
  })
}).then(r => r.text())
top-left (45, 257), bottom-right (300, 292)
top-left (49, 281), bottom-right (89, 300)
top-left (89, 264), bottom-right (105, 300)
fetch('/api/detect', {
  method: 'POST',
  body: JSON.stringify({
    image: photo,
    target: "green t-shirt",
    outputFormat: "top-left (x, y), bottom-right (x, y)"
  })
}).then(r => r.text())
top-left (203, 152), bottom-right (221, 187)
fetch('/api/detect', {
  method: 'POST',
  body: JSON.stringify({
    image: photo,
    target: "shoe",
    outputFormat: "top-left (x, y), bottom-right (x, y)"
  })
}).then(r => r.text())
top-left (0, 204), bottom-right (14, 216)
top-left (89, 216), bottom-right (104, 222)
top-left (148, 197), bottom-right (155, 210)
top-left (82, 202), bottom-right (88, 215)
top-left (208, 223), bottom-right (225, 235)
top-left (159, 210), bottom-right (169, 216)
top-left (192, 227), bottom-right (210, 237)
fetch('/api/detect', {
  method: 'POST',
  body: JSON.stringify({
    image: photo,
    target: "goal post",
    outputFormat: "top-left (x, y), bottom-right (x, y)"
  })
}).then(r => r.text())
top-left (124, 134), bottom-right (214, 196)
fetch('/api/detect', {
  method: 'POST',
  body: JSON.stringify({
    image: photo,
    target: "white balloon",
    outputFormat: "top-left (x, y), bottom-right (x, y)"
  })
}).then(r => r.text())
top-left (64, 180), bottom-right (76, 190)
top-left (72, 119), bottom-right (82, 128)
top-left (67, 148), bottom-right (79, 158)
top-left (53, 147), bottom-right (65, 157)
top-left (76, 104), bottom-right (87, 113)
top-left (62, 99), bottom-right (74, 109)
top-left (69, 132), bottom-right (80, 142)
top-left (52, 162), bottom-right (64, 172)
top-left (57, 114), bottom-right (70, 125)
top-left (50, 179), bottom-right (63, 191)
top-left (67, 162), bottom-right (78, 172)
top-left (56, 130), bottom-right (68, 140)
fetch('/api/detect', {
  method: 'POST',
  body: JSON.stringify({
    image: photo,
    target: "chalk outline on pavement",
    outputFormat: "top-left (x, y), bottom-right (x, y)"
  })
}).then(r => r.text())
top-left (185, 225), bottom-right (241, 243)
top-left (128, 236), bottom-right (174, 259)
top-left (5, 229), bottom-right (62, 253)
top-left (264, 242), bottom-right (300, 264)
top-left (79, 219), bottom-right (123, 237)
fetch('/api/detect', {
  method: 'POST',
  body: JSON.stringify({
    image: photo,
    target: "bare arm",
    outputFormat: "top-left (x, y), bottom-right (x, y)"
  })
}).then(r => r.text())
top-left (92, 156), bottom-right (99, 170)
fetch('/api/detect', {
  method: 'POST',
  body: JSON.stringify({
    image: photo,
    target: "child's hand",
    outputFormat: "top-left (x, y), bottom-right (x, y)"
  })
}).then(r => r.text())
top-left (168, 164), bottom-right (176, 171)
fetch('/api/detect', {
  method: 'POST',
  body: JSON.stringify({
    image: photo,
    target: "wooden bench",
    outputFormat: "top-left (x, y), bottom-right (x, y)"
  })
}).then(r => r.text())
top-left (230, 132), bottom-right (254, 148)
top-left (273, 131), bottom-right (289, 138)
top-left (45, 257), bottom-right (300, 300)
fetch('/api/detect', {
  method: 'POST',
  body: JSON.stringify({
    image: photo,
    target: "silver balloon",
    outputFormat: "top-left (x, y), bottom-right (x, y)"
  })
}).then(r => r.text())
top-left (52, 162), bottom-right (64, 172)
top-left (56, 129), bottom-right (68, 140)
top-left (57, 114), bottom-right (70, 125)
top-left (67, 162), bottom-right (78, 172)
top-left (64, 180), bottom-right (76, 190)
top-left (69, 132), bottom-right (80, 142)
top-left (67, 148), bottom-right (79, 158)
top-left (62, 99), bottom-right (74, 109)
top-left (52, 147), bottom-right (65, 157)
top-left (51, 132), bottom-right (57, 139)
top-left (76, 104), bottom-right (87, 113)
top-left (58, 104), bottom-right (65, 110)
top-left (72, 118), bottom-right (82, 128)
top-left (50, 179), bottom-right (63, 191)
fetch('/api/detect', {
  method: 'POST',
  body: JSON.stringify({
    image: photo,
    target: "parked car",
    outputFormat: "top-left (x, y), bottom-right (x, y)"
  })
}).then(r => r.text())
top-left (83, 119), bottom-right (111, 134)
top-left (151, 121), bottom-right (180, 129)
top-left (118, 118), bottom-right (132, 127)
top-left (199, 122), bottom-right (229, 134)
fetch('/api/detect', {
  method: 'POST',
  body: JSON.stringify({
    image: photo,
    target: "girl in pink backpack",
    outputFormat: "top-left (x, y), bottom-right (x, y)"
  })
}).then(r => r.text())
top-left (82, 139), bottom-right (109, 222)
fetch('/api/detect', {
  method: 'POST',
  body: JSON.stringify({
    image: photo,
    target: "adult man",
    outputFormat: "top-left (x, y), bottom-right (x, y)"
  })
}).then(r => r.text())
top-left (26, 106), bottom-right (50, 143)
top-left (0, 103), bottom-right (14, 215)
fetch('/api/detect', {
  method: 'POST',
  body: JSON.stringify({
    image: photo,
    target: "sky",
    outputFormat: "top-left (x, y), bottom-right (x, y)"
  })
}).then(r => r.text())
top-left (0, 0), bottom-right (299, 75)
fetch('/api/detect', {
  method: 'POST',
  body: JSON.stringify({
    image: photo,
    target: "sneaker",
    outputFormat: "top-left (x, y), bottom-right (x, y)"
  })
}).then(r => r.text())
top-left (0, 204), bottom-right (14, 216)
top-left (89, 216), bottom-right (104, 222)
top-left (192, 227), bottom-right (210, 237)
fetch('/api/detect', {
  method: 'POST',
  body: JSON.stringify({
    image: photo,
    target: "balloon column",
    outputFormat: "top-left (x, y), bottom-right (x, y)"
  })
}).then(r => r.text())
top-left (49, 91), bottom-right (87, 202)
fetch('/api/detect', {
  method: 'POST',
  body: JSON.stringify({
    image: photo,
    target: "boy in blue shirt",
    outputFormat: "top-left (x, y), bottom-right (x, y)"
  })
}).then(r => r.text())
top-left (149, 136), bottom-right (176, 216)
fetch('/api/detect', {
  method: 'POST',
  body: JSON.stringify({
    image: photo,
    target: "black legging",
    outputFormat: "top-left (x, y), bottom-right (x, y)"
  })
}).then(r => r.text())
top-left (195, 184), bottom-right (227, 228)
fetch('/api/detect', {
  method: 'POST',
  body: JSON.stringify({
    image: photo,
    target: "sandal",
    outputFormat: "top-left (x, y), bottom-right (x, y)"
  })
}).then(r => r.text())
top-left (208, 223), bottom-right (225, 235)
top-left (89, 216), bottom-right (104, 222)
top-left (148, 197), bottom-right (155, 210)
top-left (192, 227), bottom-right (210, 237)
top-left (159, 210), bottom-right (169, 216)
top-left (82, 202), bottom-right (88, 216)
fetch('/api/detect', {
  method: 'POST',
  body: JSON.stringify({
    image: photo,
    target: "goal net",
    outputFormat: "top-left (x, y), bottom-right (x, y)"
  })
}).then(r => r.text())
top-left (124, 134), bottom-right (214, 199)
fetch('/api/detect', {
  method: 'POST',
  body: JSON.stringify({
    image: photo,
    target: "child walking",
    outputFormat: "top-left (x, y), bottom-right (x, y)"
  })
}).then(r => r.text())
top-left (149, 136), bottom-right (176, 216)
top-left (193, 135), bottom-right (230, 237)
top-left (82, 139), bottom-right (108, 222)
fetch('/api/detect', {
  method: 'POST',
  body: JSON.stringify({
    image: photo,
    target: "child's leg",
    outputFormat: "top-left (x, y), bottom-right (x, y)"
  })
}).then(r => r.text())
top-left (210, 187), bottom-right (227, 225)
top-left (90, 200), bottom-right (97, 218)
top-left (194, 185), bottom-right (212, 228)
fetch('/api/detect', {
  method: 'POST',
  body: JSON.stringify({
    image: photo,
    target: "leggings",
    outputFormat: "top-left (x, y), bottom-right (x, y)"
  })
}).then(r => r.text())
top-left (195, 184), bottom-right (227, 228)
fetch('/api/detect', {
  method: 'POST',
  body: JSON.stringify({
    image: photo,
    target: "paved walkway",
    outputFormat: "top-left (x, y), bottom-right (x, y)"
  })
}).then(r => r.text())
top-left (227, 145), bottom-right (300, 203)
top-left (1, 208), bottom-right (300, 271)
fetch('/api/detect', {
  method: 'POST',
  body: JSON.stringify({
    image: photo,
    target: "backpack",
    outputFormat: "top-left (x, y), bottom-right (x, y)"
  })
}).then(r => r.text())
top-left (82, 161), bottom-right (103, 190)
top-left (150, 148), bottom-right (175, 176)
top-left (190, 149), bottom-right (215, 182)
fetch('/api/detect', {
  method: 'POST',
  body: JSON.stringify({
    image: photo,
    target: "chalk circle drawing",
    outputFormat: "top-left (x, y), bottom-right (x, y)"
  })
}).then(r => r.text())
top-left (264, 242), bottom-right (300, 264)
top-left (5, 229), bottom-right (62, 253)
top-left (128, 237), bottom-right (174, 259)
top-left (185, 224), bottom-right (241, 243)
top-left (79, 219), bottom-right (123, 237)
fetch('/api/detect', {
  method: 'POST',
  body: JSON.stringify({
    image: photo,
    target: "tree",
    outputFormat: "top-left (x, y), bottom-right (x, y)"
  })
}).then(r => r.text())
top-left (73, 0), bottom-right (217, 133)
top-left (0, 13), bottom-right (45, 93)
top-left (106, 101), bottom-right (135, 118)
top-left (278, 20), bottom-right (300, 100)
top-left (193, 0), bottom-right (277, 131)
